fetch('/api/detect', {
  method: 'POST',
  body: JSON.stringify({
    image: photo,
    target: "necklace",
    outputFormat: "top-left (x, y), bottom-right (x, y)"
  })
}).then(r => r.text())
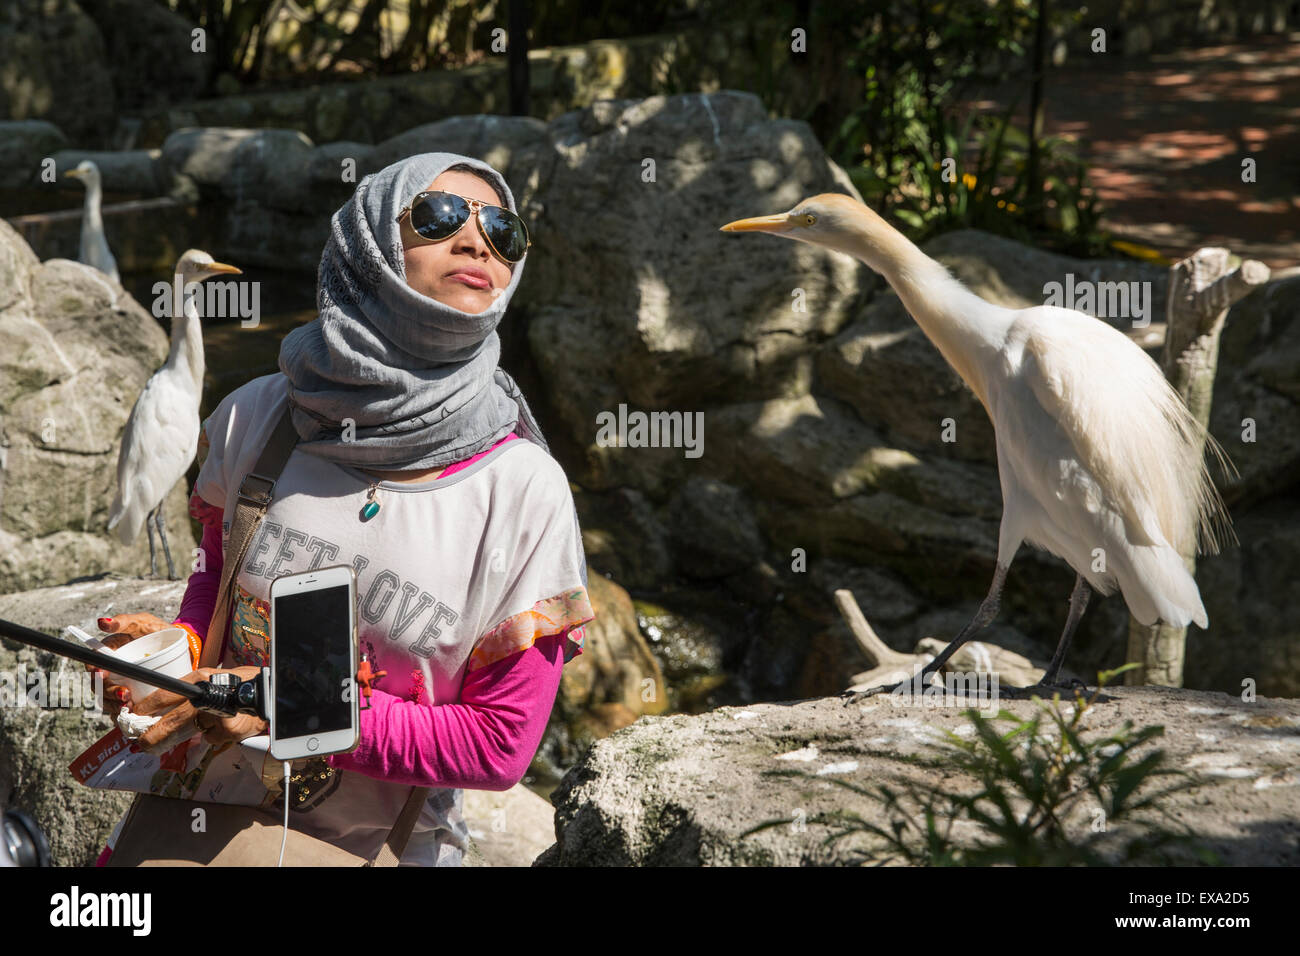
top-left (361, 480), bottom-right (381, 521)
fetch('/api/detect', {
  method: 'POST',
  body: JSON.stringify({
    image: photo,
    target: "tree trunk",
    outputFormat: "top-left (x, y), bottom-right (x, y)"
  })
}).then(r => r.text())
top-left (1124, 248), bottom-right (1269, 686)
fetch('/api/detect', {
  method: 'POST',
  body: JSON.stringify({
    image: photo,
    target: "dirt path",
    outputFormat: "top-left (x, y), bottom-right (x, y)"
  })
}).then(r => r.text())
top-left (1035, 33), bottom-right (1300, 268)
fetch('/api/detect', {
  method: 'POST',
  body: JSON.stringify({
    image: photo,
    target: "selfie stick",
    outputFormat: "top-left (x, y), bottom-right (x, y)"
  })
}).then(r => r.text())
top-left (0, 616), bottom-right (264, 718)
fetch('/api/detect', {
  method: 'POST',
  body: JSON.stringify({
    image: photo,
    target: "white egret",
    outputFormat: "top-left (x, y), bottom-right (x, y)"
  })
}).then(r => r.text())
top-left (64, 161), bottom-right (120, 284)
top-left (107, 250), bottom-right (241, 579)
top-left (721, 195), bottom-right (1232, 693)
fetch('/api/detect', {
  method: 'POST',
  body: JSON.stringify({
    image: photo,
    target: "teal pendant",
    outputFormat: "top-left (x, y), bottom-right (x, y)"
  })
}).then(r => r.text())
top-left (360, 482), bottom-right (381, 521)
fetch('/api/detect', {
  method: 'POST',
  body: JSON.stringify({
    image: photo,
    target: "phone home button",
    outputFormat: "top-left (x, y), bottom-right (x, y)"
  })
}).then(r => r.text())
top-left (307, 737), bottom-right (319, 752)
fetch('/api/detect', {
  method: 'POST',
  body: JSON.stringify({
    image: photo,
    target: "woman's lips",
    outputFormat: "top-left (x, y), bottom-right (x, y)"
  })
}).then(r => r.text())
top-left (448, 271), bottom-right (490, 290)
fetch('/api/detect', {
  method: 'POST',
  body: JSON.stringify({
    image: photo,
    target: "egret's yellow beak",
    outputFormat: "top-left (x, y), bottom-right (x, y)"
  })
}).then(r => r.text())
top-left (207, 262), bottom-right (242, 275)
top-left (719, 213), bottom-right (793, 234)
top-left (65, 169), bottom-right (85, 179)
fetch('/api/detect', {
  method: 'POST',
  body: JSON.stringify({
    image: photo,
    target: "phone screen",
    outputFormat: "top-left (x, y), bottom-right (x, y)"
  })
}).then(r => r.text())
top-left (273, 585), bottom-right (353, 739)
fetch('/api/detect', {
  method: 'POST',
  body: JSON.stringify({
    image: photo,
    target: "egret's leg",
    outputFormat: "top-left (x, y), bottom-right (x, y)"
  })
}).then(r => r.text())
top-left (145, 508), bottom-right (159, 578)
top-left (916, 563), bottom-right (1009, 684)
top-left (155, 508), bottom-right (177, 580)
top-left (1037, 574), bottom-right (1090, 688)
top-left (841, 563), bottom-right (1012, 704)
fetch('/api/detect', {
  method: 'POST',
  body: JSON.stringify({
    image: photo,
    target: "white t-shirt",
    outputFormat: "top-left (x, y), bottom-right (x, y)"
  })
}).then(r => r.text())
top-left (193, 372), bottom-right (588, 865)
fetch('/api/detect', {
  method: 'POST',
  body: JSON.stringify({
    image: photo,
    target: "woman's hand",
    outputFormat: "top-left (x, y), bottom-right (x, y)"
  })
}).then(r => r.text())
top-left (133, 666), bottom-right (268, 752)
top-left (88, 612), bottom-right (173, 718)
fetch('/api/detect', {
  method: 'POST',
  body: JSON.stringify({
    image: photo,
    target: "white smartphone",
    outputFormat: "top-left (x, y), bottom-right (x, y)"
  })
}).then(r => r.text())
top-left (268, 564), bottom-right (360, 761)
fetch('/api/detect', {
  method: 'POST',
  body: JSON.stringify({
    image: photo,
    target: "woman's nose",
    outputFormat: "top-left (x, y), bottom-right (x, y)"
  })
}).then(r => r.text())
top-left (452, 218), bottom-right (491, 258)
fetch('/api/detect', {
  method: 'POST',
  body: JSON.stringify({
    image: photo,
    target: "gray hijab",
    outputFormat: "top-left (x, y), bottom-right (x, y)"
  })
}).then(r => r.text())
top-left (278, 152), bottom-right (547, 469)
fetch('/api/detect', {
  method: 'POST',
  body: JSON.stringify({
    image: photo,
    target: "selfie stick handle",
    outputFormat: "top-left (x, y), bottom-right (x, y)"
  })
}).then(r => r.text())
top-left (0, 615), bottom-right (258, 717)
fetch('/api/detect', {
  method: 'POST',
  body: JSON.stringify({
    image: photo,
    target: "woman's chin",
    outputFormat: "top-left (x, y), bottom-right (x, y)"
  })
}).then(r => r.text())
top-left (433, 285), bottom-right (494, 314)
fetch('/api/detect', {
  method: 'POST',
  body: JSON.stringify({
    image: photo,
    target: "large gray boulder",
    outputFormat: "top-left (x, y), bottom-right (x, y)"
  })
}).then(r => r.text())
top-left (537, 689), bottom-right (1300, 866)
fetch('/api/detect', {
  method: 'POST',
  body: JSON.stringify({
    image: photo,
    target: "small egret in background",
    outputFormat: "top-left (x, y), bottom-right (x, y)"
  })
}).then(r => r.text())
top-left (108, 250), bottom-right (241, 579)
top-left (65, 160), bottom-right (119, 284)
top-left (722, 195), bottom-right (1232, 694)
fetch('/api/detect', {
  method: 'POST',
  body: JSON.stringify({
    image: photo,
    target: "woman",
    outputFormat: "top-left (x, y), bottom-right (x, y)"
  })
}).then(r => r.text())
top-left (92, 152), bottom-right (594, 866)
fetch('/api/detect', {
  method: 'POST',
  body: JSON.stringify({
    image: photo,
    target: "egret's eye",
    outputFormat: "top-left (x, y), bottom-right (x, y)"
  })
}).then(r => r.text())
top-left (804, 213), bottom-right (816, 225)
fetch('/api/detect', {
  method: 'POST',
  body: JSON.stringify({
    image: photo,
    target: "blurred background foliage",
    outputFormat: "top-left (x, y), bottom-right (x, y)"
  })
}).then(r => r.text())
top-left (160, 0), bottom-right (1106, 250)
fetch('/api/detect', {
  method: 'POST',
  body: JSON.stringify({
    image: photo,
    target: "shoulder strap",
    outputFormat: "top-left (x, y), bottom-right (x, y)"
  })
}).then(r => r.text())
top-left (370, 786), bottom-right (431, 866)
top-left (200, 404), bottom-right (301, 670)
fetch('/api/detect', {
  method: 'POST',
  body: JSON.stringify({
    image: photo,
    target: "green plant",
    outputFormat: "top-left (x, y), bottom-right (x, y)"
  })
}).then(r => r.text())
top-left (744, 666), bottom-right (1220, 866)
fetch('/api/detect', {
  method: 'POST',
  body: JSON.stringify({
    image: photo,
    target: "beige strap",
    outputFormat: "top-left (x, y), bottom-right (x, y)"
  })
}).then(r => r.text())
top-left (370, 786), bottom-right (431, 866)
top-left (200, 405), bottom-right (301, 670)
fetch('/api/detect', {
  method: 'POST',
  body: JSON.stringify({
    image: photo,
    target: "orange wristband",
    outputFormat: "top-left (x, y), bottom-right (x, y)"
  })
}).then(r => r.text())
top-left (172, 621), bottom-right (204, 670)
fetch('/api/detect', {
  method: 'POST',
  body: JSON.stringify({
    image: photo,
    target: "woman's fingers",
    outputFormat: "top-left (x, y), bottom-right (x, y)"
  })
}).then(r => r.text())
top-left (138, 701), bottom-right (201, 753)
top-left (97, 612), bottom-right (170, 643)
top-left (131, 668), bottom-right (206, 717)
top-left (202, 714), bottom-right (268, 745)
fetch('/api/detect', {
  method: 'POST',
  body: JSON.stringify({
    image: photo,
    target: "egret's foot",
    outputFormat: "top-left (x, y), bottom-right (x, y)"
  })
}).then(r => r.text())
top-left (840, 684), bottom-right (895, 706)
top-left (993, 678), bottom-right (1093, 701)
top-left (841, 674), bottom-right (940, 706)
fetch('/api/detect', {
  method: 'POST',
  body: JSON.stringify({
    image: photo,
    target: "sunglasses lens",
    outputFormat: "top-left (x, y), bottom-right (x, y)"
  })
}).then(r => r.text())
top-left (480, 208), bottom-right (530, 262)
top-left (410, 192), bottom-right (468, 241)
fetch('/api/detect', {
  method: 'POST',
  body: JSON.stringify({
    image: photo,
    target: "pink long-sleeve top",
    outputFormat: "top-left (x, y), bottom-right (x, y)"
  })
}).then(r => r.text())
top-left (172, 434), bottom-right (574, 792)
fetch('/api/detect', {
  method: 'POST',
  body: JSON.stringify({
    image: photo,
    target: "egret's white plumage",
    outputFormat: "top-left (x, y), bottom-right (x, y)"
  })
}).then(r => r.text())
top-left (722, 194), bottom-right (1232, 687)
top-left (65, 161), bottom-right (120, 284)
top-left (107, 249), bottom-right (241, 578)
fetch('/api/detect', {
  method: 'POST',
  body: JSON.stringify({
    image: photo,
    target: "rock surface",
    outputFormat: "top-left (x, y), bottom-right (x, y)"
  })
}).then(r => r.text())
top-left (536, 687), bottom-right (1300, 866)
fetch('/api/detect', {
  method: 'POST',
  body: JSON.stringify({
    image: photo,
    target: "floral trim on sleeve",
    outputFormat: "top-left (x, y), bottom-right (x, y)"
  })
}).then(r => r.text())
top-left (468, 587), bottom-right (595, 673)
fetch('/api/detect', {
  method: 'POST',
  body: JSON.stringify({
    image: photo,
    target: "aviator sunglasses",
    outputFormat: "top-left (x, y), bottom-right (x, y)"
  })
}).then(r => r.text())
top-left (397, 190), bottom-right (532, 265)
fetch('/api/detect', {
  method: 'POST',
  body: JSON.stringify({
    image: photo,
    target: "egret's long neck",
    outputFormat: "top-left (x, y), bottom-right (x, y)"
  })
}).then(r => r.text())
top-left (170, 284), bottom-right (205, 391)
top-left (844, 225), bottom-right (1011, 408)
top-left (82, 180), bottom-right (104, 233)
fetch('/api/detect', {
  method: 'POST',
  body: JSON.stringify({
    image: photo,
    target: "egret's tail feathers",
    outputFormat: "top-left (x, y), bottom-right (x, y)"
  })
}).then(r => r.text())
top-left (1120, 543), bottom-right (1209, 630)
top-left (107, 492), bottom-right (145, 546)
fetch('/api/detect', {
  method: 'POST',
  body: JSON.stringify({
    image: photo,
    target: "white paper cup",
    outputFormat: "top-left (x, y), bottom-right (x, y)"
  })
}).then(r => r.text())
top-left (105, 627), bottom-right (194, 702)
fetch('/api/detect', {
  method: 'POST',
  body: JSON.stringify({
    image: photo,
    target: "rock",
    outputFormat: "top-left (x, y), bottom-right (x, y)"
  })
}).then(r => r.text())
top-left (557, 573), bottom-right (667, 719)
top-left (633, 595), bottom-right (741, 711)
top-left (365, 115), bottom-right (550, 186)
top-left (1194, 498), bottom-right (1300, 698)
top-left (0, 222), bottom-right (192, 592)
top-left (524, 92), bottom-right (872, 492)
top-left (665, 477), bottom-right (763, 578)
top-left (0, 575), bottom-right (188, 865)
top-left (162, 127), bottom-right (316, 203)
top-left (51, 148), bottom-right (167, 197)
top-left (462, 784), bottom-right (557, 867)
top-left (572, 486), bottom-right (672, 590)
top-left (536, 689), bottom-right (1300, 866)
top-left (0, 120), bottom-right (69, 189)
top-left (76, 0), bottom-right (210, 117)
top-left (0, 0), bottom-right (116, 145)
